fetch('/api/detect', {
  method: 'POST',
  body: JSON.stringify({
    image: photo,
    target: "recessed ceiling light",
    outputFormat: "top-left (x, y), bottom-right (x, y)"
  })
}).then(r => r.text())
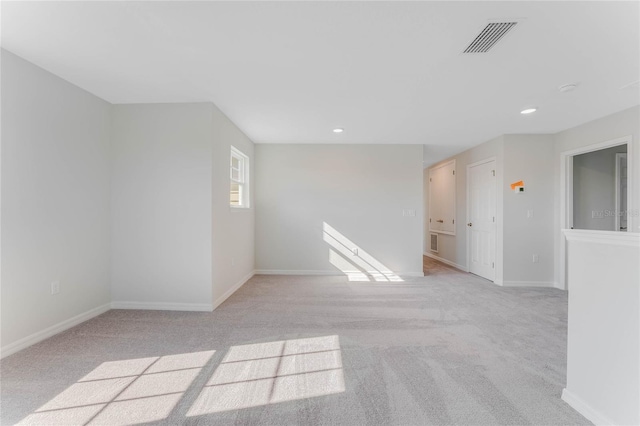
top-left (333, 128), bottom-right (344, 133)
top-left (520, 108), bottom-right (537, 115)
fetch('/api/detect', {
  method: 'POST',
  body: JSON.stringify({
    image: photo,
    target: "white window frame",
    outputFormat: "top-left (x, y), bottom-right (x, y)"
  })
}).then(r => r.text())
top-left (230, 146), bottom-right (250, 209)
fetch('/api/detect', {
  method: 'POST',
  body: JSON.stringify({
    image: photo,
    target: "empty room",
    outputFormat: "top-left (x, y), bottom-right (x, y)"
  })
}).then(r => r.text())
top-left (1, 1), bottom-right (639, 425)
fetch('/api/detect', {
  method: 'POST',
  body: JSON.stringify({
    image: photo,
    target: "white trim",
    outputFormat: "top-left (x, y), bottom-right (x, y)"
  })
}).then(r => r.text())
top-left (559, 135), bottom-right (633, 290)
top-left (212, 271), bottom-right (255, 310)
top-left (466, 156), bottom-right (497, 169)
top-left (255, 270), bottom-right (425, 277)
top-left (428, 159), bottom-right (456, 236)
top-left (614, 153), bottom-right (628, 232)
top-left (563, 229), bottom-right (640, 247)
top-left (0, 303), bottom-right (111, 359)
top-left (561, 388), bottom-right (615, 426)
top-left (256, 269), bottom-right (343, 276)
top-left (110, 301), bottom-right (213, 312)
top-left (423, 252), bottom-right (468, 272)
top-left (561, 135), bottom-right (632, 158)
top-left (500, 281), bottom-right (556, 288)
top-left (230, 145), bottom-right (250, 209)
top-left (430, 230), bottom-right (455, 236)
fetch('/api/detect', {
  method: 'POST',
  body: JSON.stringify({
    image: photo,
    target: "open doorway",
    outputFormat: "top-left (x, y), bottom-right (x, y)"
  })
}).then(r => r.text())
top-left (559, 135), bottom-right (633, 290)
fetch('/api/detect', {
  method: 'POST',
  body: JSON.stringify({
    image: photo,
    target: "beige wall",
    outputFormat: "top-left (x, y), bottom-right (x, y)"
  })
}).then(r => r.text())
top-left (1, 50), bottom-right (112, 349)
top-left (1, 52), bottom-right (257, 355)
top-left (111, 103), bottom-right (214, 309)
top-left (111, 102), bottom-right (256, 309)
top-left (553, 106), bottom-right (639, 288)
top-left (256, 144), bottom-right (424, 276)
top-left (563, 230), bottom-right (639, 425)
top-left (502, 135), bottom-right (555, 285)
top-left (211, 105), bottom-right (255, 307)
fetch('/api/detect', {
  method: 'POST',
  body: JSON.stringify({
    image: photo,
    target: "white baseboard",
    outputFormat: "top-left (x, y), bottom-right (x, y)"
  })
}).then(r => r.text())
top-left (553, 281), bottom-right (566, 290)
top-left (255, 270), bottom-right (424, 278)
top-left (255, 269), bottom-right (342, 276)
top-left (1, 272), bottom-right (256, 359)
top-left (562, 388), bottom-right (614, 426)
top-left (0, 303), bottom-right (111, 359)
top-left (212, 270), bottom-right (255, 310)
top-left (501, 280), bottom-right (556, 288)
top-left (423, 252), bottom-right (468, 272)
top-left (110, 301), bottom-right (213, 312)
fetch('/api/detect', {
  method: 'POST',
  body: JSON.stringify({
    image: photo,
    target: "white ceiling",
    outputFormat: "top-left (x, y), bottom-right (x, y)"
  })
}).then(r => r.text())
top-left (2, 1), bottom-right (639, 165)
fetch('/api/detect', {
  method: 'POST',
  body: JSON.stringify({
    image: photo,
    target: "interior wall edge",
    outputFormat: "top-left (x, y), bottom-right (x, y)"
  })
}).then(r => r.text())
top-left (212, 271), bottom-right (255, 310)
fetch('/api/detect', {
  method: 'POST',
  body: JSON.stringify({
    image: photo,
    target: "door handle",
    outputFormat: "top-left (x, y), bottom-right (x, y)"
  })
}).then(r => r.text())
top-left (436, 219), bottom-right (444, 223)
top-left (467, 222), bottom-right (472, 227)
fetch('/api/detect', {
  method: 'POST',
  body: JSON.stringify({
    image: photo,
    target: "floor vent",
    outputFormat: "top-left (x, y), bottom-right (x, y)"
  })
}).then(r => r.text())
top-left (430, 233), bottom-right (439, 253)
top-left (463, 22), bottom-right (518, 53)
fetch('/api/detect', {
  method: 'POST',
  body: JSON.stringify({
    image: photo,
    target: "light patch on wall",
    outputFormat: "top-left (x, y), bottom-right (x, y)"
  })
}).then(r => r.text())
top-left (329, 249), bottom-right (370, 281)
top-left (186, 335), bottom-right (345, 415)
top-left (18, 351), bottom-right (216, 425)
top-left (323, 222), bottom-right (403, 282)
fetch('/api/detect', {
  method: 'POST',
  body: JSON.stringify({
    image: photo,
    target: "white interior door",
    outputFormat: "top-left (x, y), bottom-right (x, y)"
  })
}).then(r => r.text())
top-left (467, 159), bottom-right (496, 281)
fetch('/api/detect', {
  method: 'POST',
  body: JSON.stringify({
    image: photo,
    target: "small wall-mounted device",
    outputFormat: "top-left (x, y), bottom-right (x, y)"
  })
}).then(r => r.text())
top-left (510, 180), bottom-right (525, 193)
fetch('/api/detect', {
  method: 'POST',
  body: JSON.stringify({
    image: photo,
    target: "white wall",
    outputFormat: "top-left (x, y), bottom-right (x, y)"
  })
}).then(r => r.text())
top-left (502, 135), bottom-right (555, 285)
top-left (553, 106), bottom-right (640, 289)
top-left (256, 144), bottom-right (423, 276)
top-left (562, 230), bottom-right (639, 426)
top-left (211, 105), bottom-right (255, 307)
top-left (573, 145), bottom-right (628, 231)
top-left (110, 103), bottom-right (213, 309)
top-left (1, 50), bottom-right (112, 350)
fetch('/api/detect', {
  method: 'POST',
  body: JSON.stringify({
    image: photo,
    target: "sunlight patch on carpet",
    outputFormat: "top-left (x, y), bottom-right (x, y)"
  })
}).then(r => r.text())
top-left (18, 350), bottom-right (215, 425)
top-left (187, 335), bottom-right (345, 415)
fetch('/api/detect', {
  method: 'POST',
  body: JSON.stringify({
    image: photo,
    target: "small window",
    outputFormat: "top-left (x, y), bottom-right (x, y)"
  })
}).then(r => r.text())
top-left (230, 146), bottom-right (249, 208)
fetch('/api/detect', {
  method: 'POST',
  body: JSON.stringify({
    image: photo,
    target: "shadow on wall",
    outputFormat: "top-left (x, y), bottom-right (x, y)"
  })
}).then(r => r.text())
top-left (323, 222), bottom-right (403, 282)
top-left (18, 336), bottom-right (345, 425)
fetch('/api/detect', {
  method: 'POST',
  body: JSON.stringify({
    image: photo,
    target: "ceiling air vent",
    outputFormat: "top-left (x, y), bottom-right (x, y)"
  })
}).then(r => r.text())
top-left (463, 22), bottom-right (518, 53)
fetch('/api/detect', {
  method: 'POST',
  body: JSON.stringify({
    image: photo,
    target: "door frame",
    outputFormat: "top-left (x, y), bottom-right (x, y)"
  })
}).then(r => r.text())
top-left (559, 135), bottom-right (632, 290)
top-left (615, 153), bottom-right (628, 232)
top-left (466, 156), bottom-right (497, 281)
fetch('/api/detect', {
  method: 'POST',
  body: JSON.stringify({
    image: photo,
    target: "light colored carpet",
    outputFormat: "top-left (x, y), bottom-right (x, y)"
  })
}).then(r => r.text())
top-left (1, 258), bottom-right (588, 425)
